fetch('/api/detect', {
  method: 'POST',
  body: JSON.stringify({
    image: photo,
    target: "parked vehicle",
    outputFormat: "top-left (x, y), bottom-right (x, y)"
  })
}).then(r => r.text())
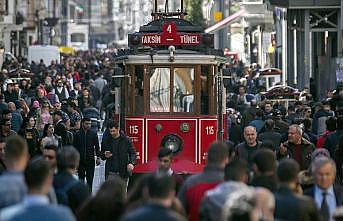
top-left (28, 45), bottom-right (60, 65)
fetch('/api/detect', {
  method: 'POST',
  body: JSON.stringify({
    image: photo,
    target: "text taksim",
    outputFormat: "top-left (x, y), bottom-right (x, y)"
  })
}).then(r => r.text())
top-left (142, 35), bottom-right (161, 44)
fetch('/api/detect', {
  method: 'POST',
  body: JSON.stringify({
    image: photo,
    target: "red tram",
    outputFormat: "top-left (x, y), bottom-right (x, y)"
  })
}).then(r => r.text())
top-left (113, 1), bottom-right (228, 174)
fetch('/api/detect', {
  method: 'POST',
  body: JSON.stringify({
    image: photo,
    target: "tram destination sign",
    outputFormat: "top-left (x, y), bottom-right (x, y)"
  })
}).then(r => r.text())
top-left (141, 22), bottom-right (202, 46)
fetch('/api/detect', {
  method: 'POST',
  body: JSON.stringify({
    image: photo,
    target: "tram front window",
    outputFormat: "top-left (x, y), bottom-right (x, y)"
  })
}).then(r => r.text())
top-left (150, 68), bottom-right (170, 112)
top-left (173, 68), bottom-right (194, 112)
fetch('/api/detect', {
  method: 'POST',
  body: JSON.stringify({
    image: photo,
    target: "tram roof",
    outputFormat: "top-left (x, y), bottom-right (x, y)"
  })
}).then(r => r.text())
top-left (115, 50), bottom-right (227, 65)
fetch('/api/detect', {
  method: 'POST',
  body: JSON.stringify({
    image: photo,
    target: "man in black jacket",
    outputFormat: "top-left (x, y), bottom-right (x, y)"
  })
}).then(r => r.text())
top-left (73, 118), bottom-right (100, 191)
top-left (235, 126), bottom-right (262, 169)
top-left (101, 121), bottom-right (136, 183)
top-left (250, 148), bottom-right (277, 192)
top-left (53, 111), bottom-right (68, 145)
top-left (274, 159), bottom-right (321, 221)
top-left (258, 119), bottom-right (282, 149)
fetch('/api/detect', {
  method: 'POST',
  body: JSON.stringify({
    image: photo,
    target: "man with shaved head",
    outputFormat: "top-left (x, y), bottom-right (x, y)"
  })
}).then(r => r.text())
top-left (235, 126), bottom-right (262, 168)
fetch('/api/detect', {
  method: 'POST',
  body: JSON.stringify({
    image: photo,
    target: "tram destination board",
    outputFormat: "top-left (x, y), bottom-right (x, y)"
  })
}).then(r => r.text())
top-left (142, 23), bottom-right (201, 46)
top-left (129, 22), bottom-right (208, 47)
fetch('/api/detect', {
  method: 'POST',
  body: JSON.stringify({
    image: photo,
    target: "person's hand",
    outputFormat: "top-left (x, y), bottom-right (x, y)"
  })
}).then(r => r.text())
top-left (279, 143), bottom-right (288, 155)
top-left (96, 157), bottom-right (101, 165)
top-left (127, 163), bottom-right (134, 172)
top-left (105, 151), bottom-right (112, 158)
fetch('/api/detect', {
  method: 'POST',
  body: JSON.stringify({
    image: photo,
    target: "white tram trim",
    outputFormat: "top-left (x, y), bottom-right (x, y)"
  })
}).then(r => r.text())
top-left (123, 54), bottom-right (226, 65)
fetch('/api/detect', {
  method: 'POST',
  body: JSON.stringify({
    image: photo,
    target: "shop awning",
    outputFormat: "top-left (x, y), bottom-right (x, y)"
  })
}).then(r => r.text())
top-left (205, 9), bottom-right (245, 33)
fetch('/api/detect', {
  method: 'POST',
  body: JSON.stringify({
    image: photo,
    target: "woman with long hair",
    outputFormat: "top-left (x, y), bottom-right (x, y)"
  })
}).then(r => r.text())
top-left (18, 116), bottom-right (40, 157)
top-left (36, 100), bottom-right (53, 134)
top-left (41, 123), bottom-right (60, 149)
top-left (77, 177), bottom-right (127, 221)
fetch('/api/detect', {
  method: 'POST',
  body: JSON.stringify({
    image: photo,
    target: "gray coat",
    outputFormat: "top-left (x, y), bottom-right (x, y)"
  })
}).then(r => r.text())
top-left (199, 181), bottom-right (249, 221)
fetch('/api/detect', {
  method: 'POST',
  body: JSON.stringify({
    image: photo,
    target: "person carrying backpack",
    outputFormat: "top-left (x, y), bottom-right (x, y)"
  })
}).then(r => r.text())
top-left (53, 146), bottom-right (90, 214)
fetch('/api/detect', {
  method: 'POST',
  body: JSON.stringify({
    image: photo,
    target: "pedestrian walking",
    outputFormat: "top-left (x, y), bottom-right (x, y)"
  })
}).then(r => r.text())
top-left (73, 118), bottom-right (101, 191)
top-left (100, 121), bottom-right (136, 183)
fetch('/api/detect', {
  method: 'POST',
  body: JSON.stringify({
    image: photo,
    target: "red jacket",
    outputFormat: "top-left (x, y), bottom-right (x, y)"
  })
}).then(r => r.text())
top-left (177, 165), bottom-right (224, 221)
top-left (317, 131), bottom-right (334, 148)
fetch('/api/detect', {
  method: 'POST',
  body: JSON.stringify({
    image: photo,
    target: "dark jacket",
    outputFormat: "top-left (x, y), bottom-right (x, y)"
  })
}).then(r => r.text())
top-left (241, 106), bottom-right (258, 127)
top-left (55, 87), bottom-right (68, 101)
top-left (73, 128), bottom-right (100, 165)
top-left (304, 185), bottom-right (343, 207)
top-left (258, 130), bottom-right (282, 150)
top-left (276, 138), bottom-right (315, 170)
top-left (53, 171), bottom-right (90, 214)
top-left (335, 148), bottom-right (343, 185)
top-left (54, 120), bottom-right (68, 145)
top-left (249, 118), bottom-right (265, 134)
top-left (250, 174), bottom-right (278, 192)
top-left (312, 109), bottom-right (334, 135)
top-left (122, 202), bottom-right (186, 221)
top-left (100, 134), bottom-right (136, 179)
top-left (19, 127), bottom-right (41, 157)
top-left (235, 141), bottom-right (262, 168)
top-left (0, 159), bottom-right (6, 175)
top-left (274, 186), bottom-right (321, 221)
top-left (177, 164), bottom-right (224, 221)
top-left (274, 118), bottom-right (290, 135)
top-left (324, 129), bottom-right (343, 157)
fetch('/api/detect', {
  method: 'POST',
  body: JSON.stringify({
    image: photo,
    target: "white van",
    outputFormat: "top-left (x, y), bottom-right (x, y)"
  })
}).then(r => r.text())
top-left (28, 45), bottom-right (60, 65)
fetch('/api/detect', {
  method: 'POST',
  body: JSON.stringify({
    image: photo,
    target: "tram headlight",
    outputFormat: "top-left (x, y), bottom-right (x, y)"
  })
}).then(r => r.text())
top-left (160, 134), bottom-right (183, 155)
top-left (168, 45), bottom-right (175, 62)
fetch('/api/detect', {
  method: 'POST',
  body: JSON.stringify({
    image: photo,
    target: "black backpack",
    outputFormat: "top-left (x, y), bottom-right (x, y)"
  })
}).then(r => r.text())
top-left (55, 179), bottom-right (78, 206)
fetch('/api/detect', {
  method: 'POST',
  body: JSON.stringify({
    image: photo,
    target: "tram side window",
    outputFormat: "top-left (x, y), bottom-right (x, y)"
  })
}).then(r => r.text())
top-left (201, 65), bottom-right (210, 115)
top-left (150, 68), bottom-right (170, 112)
top-left (173, 68), bottom-right (194, 112)
top-left (135, 65), bottom-right (144, 115)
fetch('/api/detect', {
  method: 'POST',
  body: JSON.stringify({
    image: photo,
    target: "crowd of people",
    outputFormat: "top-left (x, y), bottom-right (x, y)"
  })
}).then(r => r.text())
top-left (2, 51), bottom-right (343, 221)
